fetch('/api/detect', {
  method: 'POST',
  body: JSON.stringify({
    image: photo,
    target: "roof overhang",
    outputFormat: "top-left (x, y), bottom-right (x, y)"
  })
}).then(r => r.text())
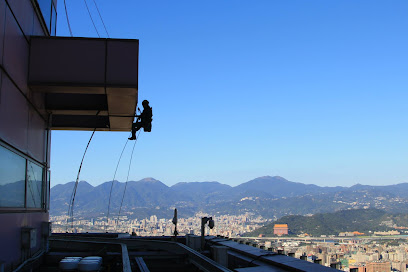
top-left (28, 36), bottom-right (139, 131)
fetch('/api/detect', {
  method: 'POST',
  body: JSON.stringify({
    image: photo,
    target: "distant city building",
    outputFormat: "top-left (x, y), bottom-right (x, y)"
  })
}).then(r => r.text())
top-left (373, 230), bottom-right (400, 236)
top-left (339, 231), bottom-right (365, 237)
top-left (349, 264), bottom-right (367, 272)
top-left (366, 261), bottom-right (390, 272)
top-left (274, 224), bottom-right (289, 236)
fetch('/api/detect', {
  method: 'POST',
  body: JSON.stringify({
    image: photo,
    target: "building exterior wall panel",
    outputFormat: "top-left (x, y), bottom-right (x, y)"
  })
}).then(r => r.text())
top-left (0, 74), bottom-right (29, 153)
top-left (106, 40), bottom-right (139, 86)
top-left (0, 0), bottom-right (6, 65)
top-left (0, 212), bottom-right (48, 271)
top-left (29, 38), bottom-right (106, 85)
top-left (29, 87), bottom-right (46, 117)
top-left (27, 108), bottom-right (46, 163)
top-left (6, 0), bottom-right (35, 38)
top-left (0, 70), bottom-right (2, 103)
top-left (32, 7), bottom-right (45, 36)
top-left (0, 1), bottom-right (51, 271)
top-left (3, 5), bottom-right (29, 95)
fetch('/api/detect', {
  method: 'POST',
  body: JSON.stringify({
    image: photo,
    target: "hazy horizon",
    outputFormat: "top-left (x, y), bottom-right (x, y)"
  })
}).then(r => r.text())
top-left (51, 175), bottom-right (408, 189)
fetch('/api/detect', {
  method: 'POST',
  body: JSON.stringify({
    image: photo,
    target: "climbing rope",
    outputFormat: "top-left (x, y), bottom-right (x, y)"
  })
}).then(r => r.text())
top-left (116, 131), bottom-right (141, 228)
top-left (63, 0), bottom-right (73, 36)
top-left (105, 137), bottom-right (130, 231)
top-left (66, 129), bottom-right (96, 232)
top-left (92, 0), bottom-right (110, 38)
top-left (83, 0), bottom-right (100, 37)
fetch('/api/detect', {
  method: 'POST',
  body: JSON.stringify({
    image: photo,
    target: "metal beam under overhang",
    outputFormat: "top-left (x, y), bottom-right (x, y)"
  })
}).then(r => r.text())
top-left (28, 36), bottom-right (139, 131)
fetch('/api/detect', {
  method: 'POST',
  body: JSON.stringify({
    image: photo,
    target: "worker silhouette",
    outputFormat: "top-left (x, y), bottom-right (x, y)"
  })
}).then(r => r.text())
top-left (128, 100), bottom-right (152, 140)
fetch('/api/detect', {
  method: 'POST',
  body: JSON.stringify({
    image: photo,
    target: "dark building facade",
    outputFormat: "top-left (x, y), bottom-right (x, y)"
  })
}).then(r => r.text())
top-left (0, 0), bottom-right (56, 269)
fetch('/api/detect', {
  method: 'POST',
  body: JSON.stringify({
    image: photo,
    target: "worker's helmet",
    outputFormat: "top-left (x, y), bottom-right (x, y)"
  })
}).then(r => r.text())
top-left (142, 100), bottom-right (149, 106)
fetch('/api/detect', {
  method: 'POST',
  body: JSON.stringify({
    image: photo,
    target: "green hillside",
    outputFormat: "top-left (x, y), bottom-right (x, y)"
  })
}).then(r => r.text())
top-left (244, 209), bottom-right (408, 237)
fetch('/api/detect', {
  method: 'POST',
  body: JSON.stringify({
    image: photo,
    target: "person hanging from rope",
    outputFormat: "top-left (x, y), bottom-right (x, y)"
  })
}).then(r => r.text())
top-left (128, 100), bottom-right (153, 140)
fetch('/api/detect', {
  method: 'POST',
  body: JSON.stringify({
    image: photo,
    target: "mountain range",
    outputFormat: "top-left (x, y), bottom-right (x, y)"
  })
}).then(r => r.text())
top-left (244, 208), bottom-right (408, 237)
top-left (50, 176), bottom-right (408, 220)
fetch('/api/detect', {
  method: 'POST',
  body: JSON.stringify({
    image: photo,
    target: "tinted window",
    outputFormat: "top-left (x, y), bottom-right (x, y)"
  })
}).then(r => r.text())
top-left (51, 4), bottom-right (57, 36)
top-left (37, 0), bottom-right (52, 31)
top-left (26, 161), bottom-right (43, 208)
top-left (0, 146), bottom-right (26, 208)
top-left (45, 170), bottom-right (50, 210)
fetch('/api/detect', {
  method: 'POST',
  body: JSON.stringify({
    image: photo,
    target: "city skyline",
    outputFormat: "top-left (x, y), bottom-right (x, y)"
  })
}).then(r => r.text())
top-left (51, 211), bottom-right (408, 271)
top-left (51, 1), bottom-right (408, 188)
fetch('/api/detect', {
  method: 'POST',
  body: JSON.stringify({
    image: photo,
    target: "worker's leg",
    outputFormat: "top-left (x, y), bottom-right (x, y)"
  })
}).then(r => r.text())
top-left (129, 122), bottom-right (142, 140)
top-left (135, 122), bottom-right (143, 131)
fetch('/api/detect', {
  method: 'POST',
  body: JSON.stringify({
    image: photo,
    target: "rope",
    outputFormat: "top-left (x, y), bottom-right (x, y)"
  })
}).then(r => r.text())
top-left (83, 0), bottom-right (100, 37)
top-left (66, 129), bottom-right (96, 232)
top-left (92, 0), bottom-right (110, 38)
top-left (63, 0), bottom-right (73, 36)
top-left (117, 131), bottom-right (141, 225)
top-left (105, 137), bottom-right (130, 231)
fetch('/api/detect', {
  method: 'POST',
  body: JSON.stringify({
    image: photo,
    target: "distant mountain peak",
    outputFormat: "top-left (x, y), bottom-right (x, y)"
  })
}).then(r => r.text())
top-left (272, 176), bottom-right (288, 181)
top-left (249, 176), bottom-right (289, 183)
top-left (139, 177), bottom-right (159, 183)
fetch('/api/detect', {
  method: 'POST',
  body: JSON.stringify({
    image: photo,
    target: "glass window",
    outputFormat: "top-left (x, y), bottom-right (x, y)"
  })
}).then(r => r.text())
top-left (26, 161), bottom-right (43, 208)
top-left (45, 170), bottom-right (50, 210)
top-left (0, 146), bottom-right (26, 208)
top-left (51, 4), bottom-right (57, 36)
top-left (37, 0), bottom-right (52, 32)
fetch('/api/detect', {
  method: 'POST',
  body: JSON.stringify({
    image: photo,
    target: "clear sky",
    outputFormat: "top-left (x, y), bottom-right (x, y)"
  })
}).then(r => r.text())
top-left (51, 0), bottom-right (408, 188)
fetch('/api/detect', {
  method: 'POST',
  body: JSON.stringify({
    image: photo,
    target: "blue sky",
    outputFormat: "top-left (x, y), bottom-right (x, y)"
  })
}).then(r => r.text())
top-left (51, 0), bottom-right (408, 188)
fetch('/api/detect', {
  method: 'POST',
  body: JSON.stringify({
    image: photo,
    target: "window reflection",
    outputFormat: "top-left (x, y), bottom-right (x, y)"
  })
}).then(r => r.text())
top-left (45, 170), bottom-right (50, 210)
top-left (37, 0), bottom-right (52, 33)
top-left (26, 162), bottom-right (43, 208)
top-left (51, 4), bottom-right (57, 36)
top-left (0, 146), bottom-right (25, 208)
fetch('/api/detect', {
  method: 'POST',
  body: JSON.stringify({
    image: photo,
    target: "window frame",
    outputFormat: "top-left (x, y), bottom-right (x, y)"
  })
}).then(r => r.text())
top-left (0, 141), bottom-right (49, 213)
top-left (34, 0), bottom-right (57, 36)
